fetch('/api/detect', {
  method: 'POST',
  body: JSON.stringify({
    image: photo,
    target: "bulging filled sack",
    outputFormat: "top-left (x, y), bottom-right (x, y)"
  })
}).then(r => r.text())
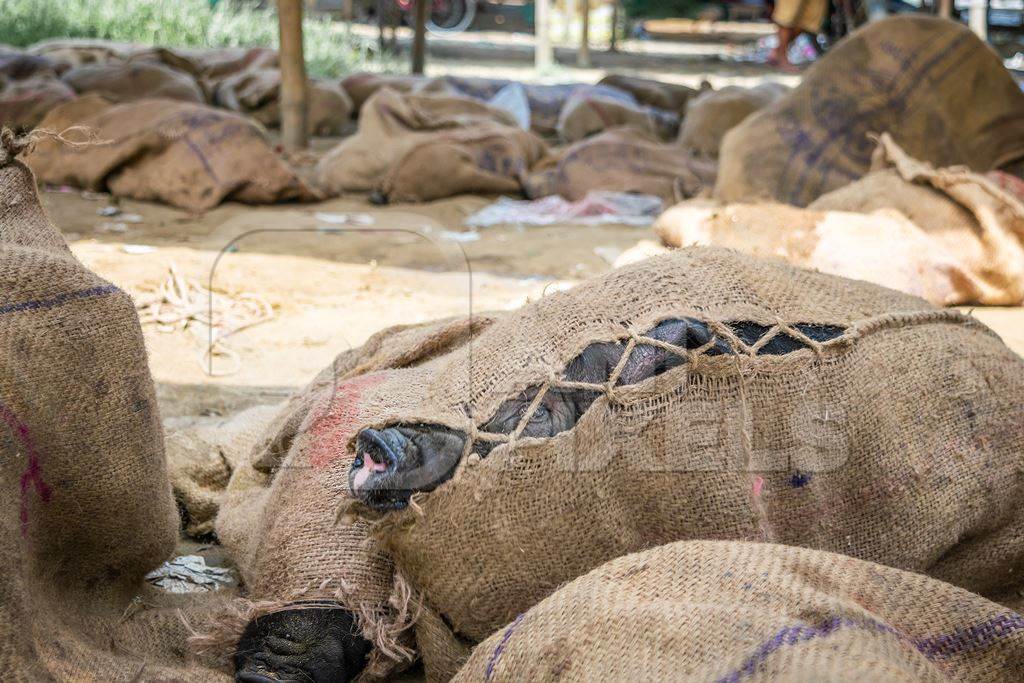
top-left (715, 16), bottom-right (1024, 206)
top-left (213, 68), bottom-right (353, 136)
top-left (316, 87), bottom-right (544, 200)
top-left (525, 127), bottom-right (716, 203)
top-left (556, 89), bottom-right (680, 144)
top-left (0, 76), bottom-right (75, 132)
top-left (25, 95), bottom-right (318, 211)
top-left (62, 60), bottom-right (206, 103)
top-left (0, 129), bottom-right (227, 680)
top-left (337, 247), bottom-right (1023, 673)
top-left (597, 73), bottom-right (701, 113)
top-left (341, 72), bottom-right (432, 116)
top-left (456, 541), bottom-right (1024, 682)
top-left (677, 82), bottom-right (789, 159)
top-left (214, 315), bottom-right (501, 681)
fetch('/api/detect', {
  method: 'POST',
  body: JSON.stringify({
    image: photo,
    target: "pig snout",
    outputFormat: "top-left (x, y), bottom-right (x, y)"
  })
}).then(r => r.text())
top-left (349, 425), bottom-right (466, 512)
top-left (233, 606), bottom-right (370, 683)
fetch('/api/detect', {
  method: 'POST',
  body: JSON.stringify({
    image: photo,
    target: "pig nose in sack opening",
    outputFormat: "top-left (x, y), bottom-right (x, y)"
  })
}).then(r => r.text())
top-left (349, 424), bottom-right (466, 512)
top-left (354, 427), bottom-right (404, 476)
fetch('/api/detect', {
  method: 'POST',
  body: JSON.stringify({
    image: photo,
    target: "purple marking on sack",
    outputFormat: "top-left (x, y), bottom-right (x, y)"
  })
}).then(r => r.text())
top-left (485, 613), bottom-right (525, 682)
top-left (0, 284), bottom-right (119, 317)
top-left (181, 136), bottom-right (219, 183)
top-left (914, 613), bottom-right (1024, 658)
top-left (716, 611), bottom-right (1024, 683)
top-left (777, 31), bottom-right (973, 204)
top-left (0, 401), bottom-right (53, 535)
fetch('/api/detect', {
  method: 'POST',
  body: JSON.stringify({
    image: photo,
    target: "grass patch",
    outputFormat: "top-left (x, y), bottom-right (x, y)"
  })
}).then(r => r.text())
top-left (0, 0), bottom-right (393, 78)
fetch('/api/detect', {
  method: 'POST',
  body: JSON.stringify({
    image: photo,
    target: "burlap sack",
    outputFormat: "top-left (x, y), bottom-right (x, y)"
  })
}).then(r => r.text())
top-left (455, 541), bottom-right (1024, 682)
top-left (655, 200), bottom-right (987, 306)
top-left (556, 89), bottom-right (680, 143)
top-left (417, 76), bottom-right (632, 138)
top-left (715, 16), bottom-right (1024, 206)
top-left (0, 76), bottom-right (75, 132)
top-left (26, 38), bottom-right (139, 70)
top-left (525, 127), bottom-right (717, 203)
top-left (215, 314), bottom-right (501, 679)
top-left (0, 130), bottom-right (229, 680)
top-left (808, 134), bottom-right (1024, 305)
top-left (341, 72), bottom-right (431, 116)
top-left (214, 68), bottom-right (353, 136)
top-left (315, 87), bottom-right (532, 197)
top-left (678, 82), bottom-right (789, 159)
top-left (25, 95), bottom-right (318, 212)
top-left (597, 73), bottom-right (702, 113)
top-left (165, 403), bottom-right (284, 538)
top-left (0, 48), bottom-right (60, 81)
top-left (338, 247), bottom-right (1023, 669)
top-left (380, 124), bottom-right (547, 203)
top-left (62, 61), bottom-right (205, 104)
top-left (146, 46), bottom-right (278, 84)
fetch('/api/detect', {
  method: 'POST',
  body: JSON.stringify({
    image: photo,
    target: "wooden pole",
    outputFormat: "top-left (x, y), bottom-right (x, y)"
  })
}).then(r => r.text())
top-left (937, 0), bottom-right (952, 18)
top-left (412, 0), bottom-right (428, 74)
top-left (536, 0), bottom-right (553, 71)
top-left (609, 0), bottom-right (619, 52)
top-left (577, 0), bottom-right (591, 68)
top-left (278, 0), bottom-right (308, 151)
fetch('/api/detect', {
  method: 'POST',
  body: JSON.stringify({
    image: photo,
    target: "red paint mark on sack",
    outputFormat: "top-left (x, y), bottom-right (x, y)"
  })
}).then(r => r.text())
top-left (306, 373), bottom-right (387, 470)
top-left (0, 401), bottom-right (53, 535)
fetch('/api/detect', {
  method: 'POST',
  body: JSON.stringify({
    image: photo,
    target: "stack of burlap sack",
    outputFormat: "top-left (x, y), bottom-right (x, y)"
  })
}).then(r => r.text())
top-left (0, 40), bottom-right (351, 211)
top-left (315, 72), bottom-right (785, 204)
top-left (3, 38), bottom-right (796, 209)
top-left (0, 47), bottom-right (75, 132)
top-left (24, 39), bottom-right (354, 134)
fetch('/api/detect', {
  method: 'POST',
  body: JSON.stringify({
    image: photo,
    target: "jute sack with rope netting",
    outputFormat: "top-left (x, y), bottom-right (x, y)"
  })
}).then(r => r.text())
top-left (24, 94), bottom-right (318, 212)
top-left (455, 540), bottom-right (1024, 682)
top-left (715, 16), bottom-right (1024, 206)
top-left (211, 314), bottom-right (503, 679)
top-left (336, 247), bottom-right (1024, 679)
top-left (316, 87), bottom-right (545, 199)
top-left (677, 82), bottom-right (789, 159)
top-left (525, 126), bottom-right (717, 203)
top-left (0, 129), bottom-right (229, 680)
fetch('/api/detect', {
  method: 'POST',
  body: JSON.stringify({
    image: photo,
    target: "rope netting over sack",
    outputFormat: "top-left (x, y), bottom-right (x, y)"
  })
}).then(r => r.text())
top-left (455, 541), bottom-right (1024, 682)
top-left (0, 129), bottom-right (230, 680)
top-left (324, 246), bottom-right (1024, 677)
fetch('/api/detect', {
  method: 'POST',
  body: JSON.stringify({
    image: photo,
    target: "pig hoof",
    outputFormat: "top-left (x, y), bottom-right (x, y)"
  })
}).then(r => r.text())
top-left (233, 605), bottom-right (371, 683)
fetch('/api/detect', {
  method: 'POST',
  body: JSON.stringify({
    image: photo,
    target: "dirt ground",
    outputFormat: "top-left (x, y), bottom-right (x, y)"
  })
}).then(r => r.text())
top-left (46, 181), bottom-right (1024, 425)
